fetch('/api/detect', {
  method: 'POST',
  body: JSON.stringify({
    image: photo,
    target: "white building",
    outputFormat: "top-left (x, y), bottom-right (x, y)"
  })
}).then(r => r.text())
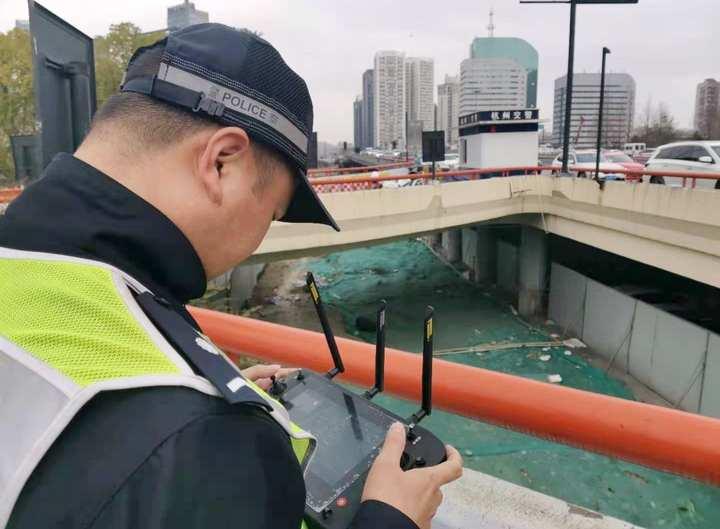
top-left (374, 51), bottom-right (406, 150)
top-left (405, 57), bottom-right (435, 132)
top-left (459, 109), bottom-right (539, 169)
top-left (167, 0), bottom-right (209, 33)
top-left (437, 75), bottom-right (460, 148)
top-left (459, 37), bottom-right (538, 117)
top-left (552, 73), bottom-right (636, 149)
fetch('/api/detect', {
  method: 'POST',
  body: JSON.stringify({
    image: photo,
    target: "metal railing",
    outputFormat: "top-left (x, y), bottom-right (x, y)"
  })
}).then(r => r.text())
top-left (307, 161), bottom-right (412, 177)
top-left (307, 165), bottom-right (720, 190)
top-left (0, 187), bottom-right (21, 204)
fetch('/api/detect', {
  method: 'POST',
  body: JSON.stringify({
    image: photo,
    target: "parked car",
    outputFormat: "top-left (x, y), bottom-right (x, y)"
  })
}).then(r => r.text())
top-left (551, 150), bottom-right (625, 179)
top-left (623, 142), bottom-right (646, 157)
top-left (633, 148), bottom-right (656, 165)
top-left (603, 150), bottom-right (644, 180)
top-left (437, 153), bottom-right (460, 171)
top-left (644, 141), bottom-right (720, 189)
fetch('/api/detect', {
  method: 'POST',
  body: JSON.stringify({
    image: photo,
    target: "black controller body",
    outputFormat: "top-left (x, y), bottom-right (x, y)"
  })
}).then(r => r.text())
top-left (274, 369), bottom-right (447, 529)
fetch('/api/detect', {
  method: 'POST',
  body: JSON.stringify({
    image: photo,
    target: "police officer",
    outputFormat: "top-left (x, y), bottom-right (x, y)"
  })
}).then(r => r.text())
top-left (0, 24), bottom-right (462, 529)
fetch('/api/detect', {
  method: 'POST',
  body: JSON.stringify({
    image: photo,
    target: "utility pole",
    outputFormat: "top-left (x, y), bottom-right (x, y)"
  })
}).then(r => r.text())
top-left (595, 46), bottom-right (611, 182)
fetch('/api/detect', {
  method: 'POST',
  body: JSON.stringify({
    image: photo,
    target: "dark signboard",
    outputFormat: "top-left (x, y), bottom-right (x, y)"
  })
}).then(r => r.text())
top-left (422, 131), bottom-right (445, 163)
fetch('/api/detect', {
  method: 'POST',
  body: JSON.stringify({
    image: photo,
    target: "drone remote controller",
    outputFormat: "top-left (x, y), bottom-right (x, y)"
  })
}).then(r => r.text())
top-left (269, 273), bottom-right (447, 529)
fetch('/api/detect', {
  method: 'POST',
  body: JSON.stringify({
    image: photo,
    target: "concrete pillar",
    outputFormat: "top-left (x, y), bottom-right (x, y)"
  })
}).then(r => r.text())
top-left (442, 229), bottom-right (462, 263)
top-left (518, 226), bottom-right (548, 316)
top-left (429, 232), bottom-right (442, 249)
top-left (461, 226), bottom-right (497, 283)
top-left (477, 226), bottom-right (497, 283)
top-left (230, 263), bottom-right (265, 311)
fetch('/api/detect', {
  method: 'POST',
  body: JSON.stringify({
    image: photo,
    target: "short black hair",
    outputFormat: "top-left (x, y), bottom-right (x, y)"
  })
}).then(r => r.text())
top-left (89, 40), bottom-right (291, 188)
top-left (91, 41), bottom-right (219, 148)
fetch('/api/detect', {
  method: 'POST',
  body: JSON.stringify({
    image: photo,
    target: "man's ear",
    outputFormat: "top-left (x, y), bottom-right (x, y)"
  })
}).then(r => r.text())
top-left (196, 127), bottom-right (251, 205)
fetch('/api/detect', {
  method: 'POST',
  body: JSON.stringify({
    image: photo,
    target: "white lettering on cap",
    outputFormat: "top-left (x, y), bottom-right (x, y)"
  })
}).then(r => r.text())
top-left (158, 64), bottom-right (308, 154)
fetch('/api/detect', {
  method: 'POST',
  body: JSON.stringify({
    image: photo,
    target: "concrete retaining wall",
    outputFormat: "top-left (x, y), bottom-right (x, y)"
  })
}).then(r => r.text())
top-left (549, 263), bottom-right (720, 418)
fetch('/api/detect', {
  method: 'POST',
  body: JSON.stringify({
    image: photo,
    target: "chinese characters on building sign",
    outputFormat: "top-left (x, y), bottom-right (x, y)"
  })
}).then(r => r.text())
top-left (459, 109), bottom-right (539, 127)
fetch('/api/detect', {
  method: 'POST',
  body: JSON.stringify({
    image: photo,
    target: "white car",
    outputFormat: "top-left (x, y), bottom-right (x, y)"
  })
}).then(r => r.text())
top-left (438, 153), bottom-right (460, 171)
top-left (644, 141), bottom-right (720, 189)
top-left (551, 150), bottom-right (625, 179)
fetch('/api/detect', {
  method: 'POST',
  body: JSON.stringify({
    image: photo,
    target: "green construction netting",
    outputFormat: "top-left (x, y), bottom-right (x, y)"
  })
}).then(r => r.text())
top-left (304, 239), bottom-right (720, 529)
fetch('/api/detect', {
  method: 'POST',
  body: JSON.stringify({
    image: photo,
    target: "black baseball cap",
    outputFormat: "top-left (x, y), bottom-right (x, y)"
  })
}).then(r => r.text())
top-left (121, 23), bottom-right (339, 231)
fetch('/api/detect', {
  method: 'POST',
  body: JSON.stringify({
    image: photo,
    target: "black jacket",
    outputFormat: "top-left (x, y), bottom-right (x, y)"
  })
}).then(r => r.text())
top-left (1, 154), bottom-right (416, 529)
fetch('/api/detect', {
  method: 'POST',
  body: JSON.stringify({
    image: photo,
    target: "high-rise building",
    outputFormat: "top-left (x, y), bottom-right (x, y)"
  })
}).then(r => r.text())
top-left (15, 20), bottom-right (29, 31)
top-left (459, 37), bottom-right (538, 117)
top-left (437, 75), bottom-right (460, 148)
top-left (694, 79), bottom-right (719, 139)
top-left (353, 96), bottom-right (363, 149)
top-left (361, 69), bottom-right (375, 149)
top-left (167, 0), bottom-right (209, 33)
top-left (405, 57), bottom-right (435, 132)
top-left (552, 73), bottom-right (636, 149)
top-left (374, 51), bottom-right (406, 150)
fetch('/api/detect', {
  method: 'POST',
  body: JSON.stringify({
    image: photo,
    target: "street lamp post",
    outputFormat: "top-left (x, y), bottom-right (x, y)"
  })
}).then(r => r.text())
top-left (519, 0), bottom-right (637, 175)
top-left (561, 0), bottom-right (577, 175)
top-left (595, 46), bottom-right (611, 182)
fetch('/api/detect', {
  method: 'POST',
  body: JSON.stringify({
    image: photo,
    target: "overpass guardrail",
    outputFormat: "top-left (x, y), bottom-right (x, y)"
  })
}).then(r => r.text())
top-left (2, 165), bottom-right (720, 203)
top-left (307, 165), bottom-right (720, 189)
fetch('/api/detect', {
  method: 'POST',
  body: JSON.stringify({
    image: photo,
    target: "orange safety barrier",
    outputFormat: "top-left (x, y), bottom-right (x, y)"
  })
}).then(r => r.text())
top-left (190, 306), bottom-right (720, 486)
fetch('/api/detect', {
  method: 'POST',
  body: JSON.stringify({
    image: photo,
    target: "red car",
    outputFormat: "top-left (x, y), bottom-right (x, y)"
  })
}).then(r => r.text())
top-left (604, 150), bottom-right (644, 181)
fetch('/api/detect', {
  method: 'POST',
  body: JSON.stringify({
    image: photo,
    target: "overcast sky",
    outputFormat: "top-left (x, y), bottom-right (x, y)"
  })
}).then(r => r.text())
top-left (1, 0), bottom-right (717, 144)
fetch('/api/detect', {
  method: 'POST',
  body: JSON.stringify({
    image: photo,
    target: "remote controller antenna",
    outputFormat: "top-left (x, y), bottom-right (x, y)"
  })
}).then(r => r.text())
top-left (408, 306), bottom-right (434, 429)
top-left (364, 300), bottom-right (387, 399)
top-left (306, 272), bottom-right (345, 379)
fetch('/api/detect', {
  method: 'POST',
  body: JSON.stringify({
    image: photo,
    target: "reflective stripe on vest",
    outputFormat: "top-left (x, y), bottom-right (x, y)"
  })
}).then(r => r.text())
top-left (0, 247), bottom-right (316, 528)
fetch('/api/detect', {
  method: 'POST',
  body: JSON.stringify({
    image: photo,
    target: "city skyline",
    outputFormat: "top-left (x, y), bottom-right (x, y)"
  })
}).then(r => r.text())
top-left (1, 0), bottom-right (717, 143)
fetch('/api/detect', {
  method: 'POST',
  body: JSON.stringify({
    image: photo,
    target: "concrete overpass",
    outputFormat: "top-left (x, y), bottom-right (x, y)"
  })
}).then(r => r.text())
top-left (248, 174), bottom-right (720, 290)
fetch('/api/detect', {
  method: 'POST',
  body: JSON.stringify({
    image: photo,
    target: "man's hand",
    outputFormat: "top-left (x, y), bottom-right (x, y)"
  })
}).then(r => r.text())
top-left (241, 364), bottom-right (298, 391)
top-left (362, 423), bottom-right (463, 529)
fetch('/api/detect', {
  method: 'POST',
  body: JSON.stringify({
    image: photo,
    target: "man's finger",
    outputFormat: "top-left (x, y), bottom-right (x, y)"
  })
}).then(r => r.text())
top-left (275, 367), bottom-right (299, 379)
top-left (242, 364), bottom-right (281, 381)
top-left (429, 445), bottom-right (463, 485)
top-left (255, 378), bottom-right (272, 391)
top-left (377, 422), bottom-right (407, 463)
